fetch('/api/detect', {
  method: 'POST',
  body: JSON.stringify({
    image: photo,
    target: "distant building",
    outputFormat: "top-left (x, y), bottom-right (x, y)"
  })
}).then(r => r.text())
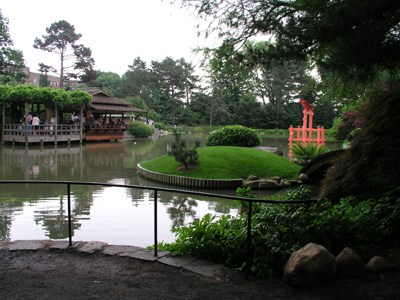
top-left (21, 67), bottom-right (80, 88)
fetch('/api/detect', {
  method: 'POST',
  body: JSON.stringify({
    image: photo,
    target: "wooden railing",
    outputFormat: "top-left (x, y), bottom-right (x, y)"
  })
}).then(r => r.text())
top-left (4, 123), bottom-right (81, 137)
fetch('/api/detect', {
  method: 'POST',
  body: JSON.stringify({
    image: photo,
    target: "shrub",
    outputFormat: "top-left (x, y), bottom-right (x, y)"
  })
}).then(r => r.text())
top-left (168, 130), bottom-right (201, 170)
top-left (128, 121), bottom-right (155, 138)
top-left (154, 122), bottom-right (165, 130)
top-left (205, 125), bottom-right (261, 147)
top-left (289, 141), bottom-right (328, 165)
top-left (165, 186), bottom-right (400, 278)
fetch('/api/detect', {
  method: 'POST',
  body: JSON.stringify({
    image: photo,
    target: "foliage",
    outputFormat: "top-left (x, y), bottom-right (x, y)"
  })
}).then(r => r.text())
top-left (336, 102), bottom-right (368, 141)
top-left (140, 146), bottom-right (301, 180)
top-left (206, 125), bottom-right (261, 147)
top-left (168, 130), bottom-right (201, 170)
top-left (154, 122), bottom-right (165, 130)
top-left (321, 83), bottom-right (400, 202)
top-left (166, 186), bottom-right (400, 277)
top-left (183, 0), bottom-right (400, 83)
top-left (127, 121), bottom-right (155, 138)
top-left (0, 9), bottom-right (27, 83)
top-left (33, 20), bottom-right (95, 88)
top-left (289, 141), bottom-right (328, 165)
top-left (0, 85), bottom-right (91, 109)
top-left (82, 71), bottom-right (122, 97)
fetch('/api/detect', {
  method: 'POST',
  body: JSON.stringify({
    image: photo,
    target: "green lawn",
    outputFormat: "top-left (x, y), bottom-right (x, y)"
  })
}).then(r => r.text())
top-left (139, 146), bottom-right (302, 180)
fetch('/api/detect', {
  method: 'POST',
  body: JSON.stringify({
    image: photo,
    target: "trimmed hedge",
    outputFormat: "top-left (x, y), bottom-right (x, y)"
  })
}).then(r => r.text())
top-left (128, 121), bottom-right (155, 137)
top-left (206, 125), bottom-right (261, 147)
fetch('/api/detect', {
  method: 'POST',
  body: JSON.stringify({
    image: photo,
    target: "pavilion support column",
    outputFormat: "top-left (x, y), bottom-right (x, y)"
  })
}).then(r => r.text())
top-left (54, 104), bottom-right (58, 146)
top-left (25, 102), bottom-right (28, 147)
top-left (1, 101), bottom-right (5, 144)
top-left (79, 105), bottom-right (83, 144)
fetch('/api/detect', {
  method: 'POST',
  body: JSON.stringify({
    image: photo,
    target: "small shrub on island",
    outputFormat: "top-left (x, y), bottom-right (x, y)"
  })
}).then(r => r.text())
top-left (206, 125), bottom-right (261, 147)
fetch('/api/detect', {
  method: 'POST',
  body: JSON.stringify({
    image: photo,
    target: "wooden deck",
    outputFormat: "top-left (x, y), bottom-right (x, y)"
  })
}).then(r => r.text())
top-left (3, 124), bottom-right (84, 145)
top-left (2, 124), bottom-right (131, 144)
top-left (85, 124), bottom-right (129, 142)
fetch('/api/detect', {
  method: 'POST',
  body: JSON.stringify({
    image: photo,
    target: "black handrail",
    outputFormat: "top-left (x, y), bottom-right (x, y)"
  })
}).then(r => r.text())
top-left (0, 180), bottom-right (317, 278)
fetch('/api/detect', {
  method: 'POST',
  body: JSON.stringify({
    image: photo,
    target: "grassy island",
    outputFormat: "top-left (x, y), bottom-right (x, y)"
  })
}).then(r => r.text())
top-left (139, 146), bottom-right (301, 180)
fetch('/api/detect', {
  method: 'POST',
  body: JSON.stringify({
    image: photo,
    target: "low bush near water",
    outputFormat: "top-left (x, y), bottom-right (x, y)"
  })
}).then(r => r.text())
top-left (159, 186), bottom-right (400, 278)
top-left (127, 121), bottom-right (155, 137)
top-left (154, 122), bottom-right (165, 130)
top-left (206, 125), bottom-right (261, 147)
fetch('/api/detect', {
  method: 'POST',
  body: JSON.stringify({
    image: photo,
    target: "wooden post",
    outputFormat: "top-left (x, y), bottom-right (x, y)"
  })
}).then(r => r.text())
top-left (80, 105), bottom-right (83, 144)
top-left (25, 102), bottom-right (28, 147)
top-left (1, 101), bottom-right (5, 144)
top-left (54, 104), bottom-right (58, 146)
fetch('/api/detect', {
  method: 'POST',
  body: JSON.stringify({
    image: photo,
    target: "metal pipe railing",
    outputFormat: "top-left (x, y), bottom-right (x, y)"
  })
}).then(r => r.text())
top-left (0, 180), bottom-right (317, 278)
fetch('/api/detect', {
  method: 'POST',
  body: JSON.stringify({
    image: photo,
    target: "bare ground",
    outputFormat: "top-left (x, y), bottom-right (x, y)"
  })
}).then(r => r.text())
top-left (0, 249), bottom-right (399, 300)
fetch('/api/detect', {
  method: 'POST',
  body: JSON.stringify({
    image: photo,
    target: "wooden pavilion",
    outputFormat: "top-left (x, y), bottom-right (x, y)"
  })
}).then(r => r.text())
top-left (80, 88), bottom-right (147, 142)
top-left (1, 86), bottom-right (147, 146)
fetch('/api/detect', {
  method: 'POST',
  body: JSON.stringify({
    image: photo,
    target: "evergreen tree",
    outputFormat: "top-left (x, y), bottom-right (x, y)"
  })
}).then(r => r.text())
top-left (33, 20), bottom-right (95, 88)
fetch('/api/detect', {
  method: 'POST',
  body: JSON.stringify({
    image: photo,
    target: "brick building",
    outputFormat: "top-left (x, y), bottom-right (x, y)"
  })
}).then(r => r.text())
top-left (22, 67), bottom-right (80, 88)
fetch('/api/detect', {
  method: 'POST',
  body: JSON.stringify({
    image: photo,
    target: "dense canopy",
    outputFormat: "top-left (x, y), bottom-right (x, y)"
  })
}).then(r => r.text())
top-left (182, 0), bottom-right (400, 82)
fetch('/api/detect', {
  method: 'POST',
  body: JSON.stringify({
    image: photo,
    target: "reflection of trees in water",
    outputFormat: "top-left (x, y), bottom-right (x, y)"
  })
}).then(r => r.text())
top-left (163, 194), bottom-right (198, 229)
top-left (207, 199), bottom-right (239, 215)
top-left (34, 186), bottom-right (95, 239)
top-left (125, 185), bottom-right (148, 207)
top-left (34, 196), bottom-right (81, 240)
top-left (0, 201), bottom-right (23, 241)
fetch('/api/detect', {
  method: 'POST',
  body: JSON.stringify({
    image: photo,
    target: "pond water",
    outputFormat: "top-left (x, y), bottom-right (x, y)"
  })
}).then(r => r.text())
top-left (0, 134), bottom-right (341, 247)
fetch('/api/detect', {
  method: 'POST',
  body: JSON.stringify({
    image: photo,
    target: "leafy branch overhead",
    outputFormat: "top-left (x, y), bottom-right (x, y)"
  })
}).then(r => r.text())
top-left (181, 0), bottom-right (400, 83)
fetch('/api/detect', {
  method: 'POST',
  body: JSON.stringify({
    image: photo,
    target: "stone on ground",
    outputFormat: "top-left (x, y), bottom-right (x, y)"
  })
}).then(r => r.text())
top-left (283, 243), bottom-right (336, 287)
top-left (336, 247), bottom-right (365, 278)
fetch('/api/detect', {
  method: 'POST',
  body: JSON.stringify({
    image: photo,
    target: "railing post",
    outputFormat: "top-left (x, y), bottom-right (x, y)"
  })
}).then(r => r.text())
top-left (154, 189), bottom-right (158, 257)
top-left (67, 183), bottom-right (72, 247)
top-left (245, 201), bottom-right (253, 280)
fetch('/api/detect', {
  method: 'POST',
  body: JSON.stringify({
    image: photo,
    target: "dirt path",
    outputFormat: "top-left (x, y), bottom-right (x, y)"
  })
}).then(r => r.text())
top-left (0, 249), bottom-right (399, 300)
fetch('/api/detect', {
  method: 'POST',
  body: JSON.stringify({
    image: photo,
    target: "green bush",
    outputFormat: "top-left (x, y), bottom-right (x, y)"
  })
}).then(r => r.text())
top-left (154, 122), bottom-right (165, 130)
top-left (206, 125), bottom-right (261, 147)
top-left (128, 121), bottom-right (155, 138)
top-left (164, 186), bottom-right (400, 278)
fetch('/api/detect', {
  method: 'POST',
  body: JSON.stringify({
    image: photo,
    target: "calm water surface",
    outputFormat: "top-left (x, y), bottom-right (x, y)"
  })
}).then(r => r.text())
top-left (0, 134), bottom-right (341, 247)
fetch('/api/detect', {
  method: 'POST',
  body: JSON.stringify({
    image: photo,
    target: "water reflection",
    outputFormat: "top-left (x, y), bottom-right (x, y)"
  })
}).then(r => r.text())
top-left (0, 135), bottom-right (341, 246)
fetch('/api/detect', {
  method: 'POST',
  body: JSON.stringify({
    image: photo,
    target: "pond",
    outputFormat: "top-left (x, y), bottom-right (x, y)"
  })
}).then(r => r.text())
top-left (0, 134), bottom-right (341, 247)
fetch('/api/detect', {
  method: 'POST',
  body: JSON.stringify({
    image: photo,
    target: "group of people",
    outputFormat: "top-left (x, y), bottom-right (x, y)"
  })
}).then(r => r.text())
top-left (90, 116), bottom-right (126, 128)
top-left (137, 115), bottom-right (154, 126)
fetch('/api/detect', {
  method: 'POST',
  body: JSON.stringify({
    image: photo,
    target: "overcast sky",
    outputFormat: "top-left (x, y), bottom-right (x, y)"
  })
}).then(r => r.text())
top-left (2, 0), bottom-right (217, 77)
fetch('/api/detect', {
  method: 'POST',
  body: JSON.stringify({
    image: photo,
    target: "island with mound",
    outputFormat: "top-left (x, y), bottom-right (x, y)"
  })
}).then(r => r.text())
top-left (137, 146), bottom-right (302, 189)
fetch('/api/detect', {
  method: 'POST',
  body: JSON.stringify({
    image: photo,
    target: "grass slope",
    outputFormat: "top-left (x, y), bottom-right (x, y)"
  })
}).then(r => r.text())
top-left (140, 146), bottom-right (301, 180)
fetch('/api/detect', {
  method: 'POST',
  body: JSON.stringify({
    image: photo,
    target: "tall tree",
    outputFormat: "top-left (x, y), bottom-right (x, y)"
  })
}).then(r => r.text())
top-left (181, 0), bottom-right (400, 82)
top-left (0, 9), bottom-right (27, 83)
top-left (151, 57), bottom-right (197, 124)
top-left (33, 20), bottom-right (95, 89)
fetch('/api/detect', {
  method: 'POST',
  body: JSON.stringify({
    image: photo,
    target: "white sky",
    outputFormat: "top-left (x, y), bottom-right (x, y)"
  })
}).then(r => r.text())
top-left (2, 0), bottom-right (217, 77)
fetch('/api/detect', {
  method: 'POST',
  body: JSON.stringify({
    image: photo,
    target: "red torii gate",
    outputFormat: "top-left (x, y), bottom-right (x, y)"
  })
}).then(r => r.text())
top-left (288, 99), bottom-right (325, 157)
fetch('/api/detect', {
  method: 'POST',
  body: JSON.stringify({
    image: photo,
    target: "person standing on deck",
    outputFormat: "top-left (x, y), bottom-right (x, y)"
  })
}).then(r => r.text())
top-left (32, 115), bottom-right (40, 136)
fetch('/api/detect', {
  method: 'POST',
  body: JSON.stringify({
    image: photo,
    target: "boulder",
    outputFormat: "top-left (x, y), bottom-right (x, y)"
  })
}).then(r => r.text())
top-left (258, 179), bottom-right (281, 189)
top-left (298, 173), bottom-right (309, 182)
top-left (247, 175), bottom-right (259, 181)
top-left (366, 256), bottom-right (396, 274)
top-left (243, 179), bottom-right (281, 189)
top-left (283, 243), bottom-right (336, 287)
top-left (252, 146), bottom-right (283, 156)
top-left (336, 247), bottom-right (365, 278)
